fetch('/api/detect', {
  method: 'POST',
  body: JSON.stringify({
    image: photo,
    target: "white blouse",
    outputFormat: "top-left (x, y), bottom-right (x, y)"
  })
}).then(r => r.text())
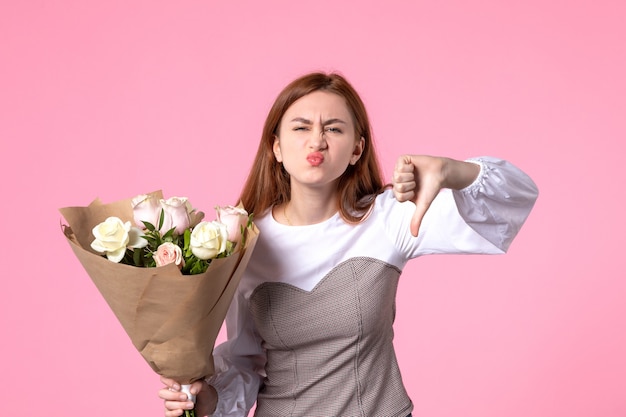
top-left (206, 156), bottom-right (539, 416)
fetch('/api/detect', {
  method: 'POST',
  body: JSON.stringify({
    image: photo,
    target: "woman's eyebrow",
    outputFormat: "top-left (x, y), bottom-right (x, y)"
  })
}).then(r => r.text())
top-left (289, 117), bottom-right (347, 125)
top-left (322, 118), bottom-right (347, 126)
top-left (289, 117), bottom-right (313, 124)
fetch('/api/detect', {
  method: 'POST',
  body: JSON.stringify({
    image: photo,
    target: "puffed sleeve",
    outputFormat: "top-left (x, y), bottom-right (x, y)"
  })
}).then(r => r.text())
top-left (451, 156), bottom-right (539, 251)
top-left (392, 156), bottom-right (538, 258)
top-left (204, 289), bottom-right (266, 417)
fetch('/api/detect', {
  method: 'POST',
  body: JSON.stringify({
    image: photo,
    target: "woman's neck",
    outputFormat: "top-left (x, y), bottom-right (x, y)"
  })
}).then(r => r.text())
top-left (279, 186), bottom-right (338, 226)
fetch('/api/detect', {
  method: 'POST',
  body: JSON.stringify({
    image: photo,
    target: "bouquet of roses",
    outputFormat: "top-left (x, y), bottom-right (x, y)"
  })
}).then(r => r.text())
top-left (59, 191), bottom-right (259, 417)
top-left (92, 193), bottom-right (252, 274)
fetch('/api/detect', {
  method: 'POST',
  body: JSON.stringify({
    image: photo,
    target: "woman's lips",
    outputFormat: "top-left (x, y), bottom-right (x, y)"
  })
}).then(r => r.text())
top-left (306, 152), bottom-right (324, 166)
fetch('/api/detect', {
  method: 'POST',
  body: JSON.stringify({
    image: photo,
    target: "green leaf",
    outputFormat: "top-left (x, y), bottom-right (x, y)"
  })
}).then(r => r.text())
top-left (158, 209), bottom-right (165, 230)
top-left (162, 227), bottom-right (176, 241)
top-left (184, 229), bottom-right (191, 251)
top-left (133, 248), bottom-right (143, 266)
top-left (122, 248), bottom-right (135, 265)
top-left (190, 261), bottom-right (203, 275)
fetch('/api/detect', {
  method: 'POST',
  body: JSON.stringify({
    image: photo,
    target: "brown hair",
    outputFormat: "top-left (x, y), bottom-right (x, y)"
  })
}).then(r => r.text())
top-left (238, 72), bottom-right (386, 223)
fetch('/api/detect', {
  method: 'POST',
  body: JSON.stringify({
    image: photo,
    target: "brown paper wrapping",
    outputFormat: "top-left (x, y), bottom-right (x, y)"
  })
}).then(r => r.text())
top-left (59, 191), bottom-right (259, 384)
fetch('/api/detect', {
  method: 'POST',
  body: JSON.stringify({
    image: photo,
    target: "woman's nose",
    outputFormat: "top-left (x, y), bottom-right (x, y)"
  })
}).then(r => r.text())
top-left (308, 126), bottom-right (327, 149)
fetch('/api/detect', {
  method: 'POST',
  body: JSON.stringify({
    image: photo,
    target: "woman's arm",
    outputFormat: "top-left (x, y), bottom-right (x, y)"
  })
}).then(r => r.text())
top-left (393, 155), bottom-right (481, 236)
top-left (203, 289), bottom-right (266, 416)
top-left (390, 155), bottom-right (538, 256)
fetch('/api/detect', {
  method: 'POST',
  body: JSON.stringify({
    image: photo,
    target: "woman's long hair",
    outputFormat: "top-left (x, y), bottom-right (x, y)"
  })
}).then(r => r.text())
top-left (238, 72), bottom-right (386, 223)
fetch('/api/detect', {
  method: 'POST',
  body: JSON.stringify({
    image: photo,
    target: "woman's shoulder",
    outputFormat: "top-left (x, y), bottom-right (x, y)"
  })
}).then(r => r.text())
top-left (369, 188), bottom-right (415, 218)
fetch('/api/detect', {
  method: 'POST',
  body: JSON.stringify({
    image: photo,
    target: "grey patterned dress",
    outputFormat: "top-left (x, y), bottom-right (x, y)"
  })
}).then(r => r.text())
top-left (207, 157), bottom-right (538, 417)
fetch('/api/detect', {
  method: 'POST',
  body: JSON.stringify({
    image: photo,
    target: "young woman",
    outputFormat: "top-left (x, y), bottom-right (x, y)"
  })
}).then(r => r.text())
top-left (158, 72), bottom-right (538, 417)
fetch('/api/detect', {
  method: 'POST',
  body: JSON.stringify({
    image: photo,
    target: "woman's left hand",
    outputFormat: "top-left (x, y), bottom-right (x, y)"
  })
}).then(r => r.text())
top-left (392, 155), bottom-right (479, 237)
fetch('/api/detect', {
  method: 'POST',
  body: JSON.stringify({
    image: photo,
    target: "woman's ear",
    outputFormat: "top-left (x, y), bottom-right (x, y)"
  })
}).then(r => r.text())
top-left (273, 135), bottom-right (283, 163)
top-left (350, 136), bottom-right (365, 165)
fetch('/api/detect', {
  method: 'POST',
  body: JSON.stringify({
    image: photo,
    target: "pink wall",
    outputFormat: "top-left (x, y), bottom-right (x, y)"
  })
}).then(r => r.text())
top-left (2, 1), bottom-right (625, 416)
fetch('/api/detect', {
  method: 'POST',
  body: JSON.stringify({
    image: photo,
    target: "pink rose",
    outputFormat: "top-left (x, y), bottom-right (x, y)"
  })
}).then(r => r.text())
top-left (154, 242), bottom-right (184, 268)
top-left (160, 197), bottom-right (191, 234)
top-left (131, 194), bottom-right (161, 229)
top-left (216, 205), bottom-right (249, 244)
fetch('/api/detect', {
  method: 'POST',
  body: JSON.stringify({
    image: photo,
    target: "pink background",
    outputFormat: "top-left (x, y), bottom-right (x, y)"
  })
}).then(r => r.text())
top-left (2, 1), bottom-right (625, 416)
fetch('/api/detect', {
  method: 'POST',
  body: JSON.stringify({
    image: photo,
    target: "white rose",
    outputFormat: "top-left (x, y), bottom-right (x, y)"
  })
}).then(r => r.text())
top-left (190, 221), bottom-right (229, 260)
top-left (90, 217), bottom-right (147, 263)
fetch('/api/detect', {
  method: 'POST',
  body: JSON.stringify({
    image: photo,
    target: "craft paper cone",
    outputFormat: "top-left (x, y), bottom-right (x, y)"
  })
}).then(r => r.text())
top-left (60, 192), bottom-right (259, 384)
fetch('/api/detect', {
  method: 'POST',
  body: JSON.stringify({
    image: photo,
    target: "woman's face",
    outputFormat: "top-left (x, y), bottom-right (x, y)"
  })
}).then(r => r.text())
top-left (273, 91), bottom-right (364, 194)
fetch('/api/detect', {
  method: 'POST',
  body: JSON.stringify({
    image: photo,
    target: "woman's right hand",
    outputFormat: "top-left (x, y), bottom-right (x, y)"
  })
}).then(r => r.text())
top-left (158, 376), bottom-right (218, 417)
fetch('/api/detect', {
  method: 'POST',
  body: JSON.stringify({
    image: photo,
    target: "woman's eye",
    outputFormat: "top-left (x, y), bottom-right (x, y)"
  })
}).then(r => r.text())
top-left (325, 127), bottom-right (342, 133)
top-left (294, 126), bottom-right (308, 131)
